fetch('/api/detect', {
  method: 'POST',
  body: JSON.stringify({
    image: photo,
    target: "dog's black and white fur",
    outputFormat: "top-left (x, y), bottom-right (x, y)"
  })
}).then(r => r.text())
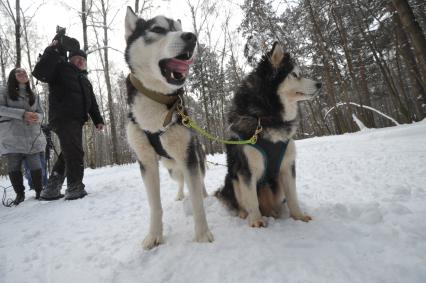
top-left (124, 7), bottom-right (213, 249)
top-left (216, 42), bottom-right (322, 227)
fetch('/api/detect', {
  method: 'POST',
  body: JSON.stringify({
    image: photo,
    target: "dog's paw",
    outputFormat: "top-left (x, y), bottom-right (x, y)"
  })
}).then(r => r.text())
top-left (270, 208), bottom-right (281, 218)
top-left (291, 214), bottom-right (312, 222)
top-left (238, 209), bottom-right (248, 219)
top-left (248, 215), bottom-right (268, 228)
top-left (194, 229), bottom-right (214, 243)
top-left (142, 233), bottom-right (164, 250)
top-left (175, 193), bottom-right (184, 201)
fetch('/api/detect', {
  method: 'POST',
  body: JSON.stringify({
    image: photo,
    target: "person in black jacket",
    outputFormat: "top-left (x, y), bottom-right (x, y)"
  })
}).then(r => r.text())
top-left (40, 40), bottom-right (104, 201)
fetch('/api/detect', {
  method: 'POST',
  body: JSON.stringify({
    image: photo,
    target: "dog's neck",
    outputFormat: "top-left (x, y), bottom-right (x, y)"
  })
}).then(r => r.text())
top-left (129, 73), bottom-right (179, 106)
top-left (258, 99), bottom-right (299, 143)
top-left (129, 73), bottom-right (183, 132)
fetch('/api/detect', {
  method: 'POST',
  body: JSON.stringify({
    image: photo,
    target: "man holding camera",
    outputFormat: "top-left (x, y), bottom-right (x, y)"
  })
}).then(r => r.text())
top-left (36, 31), bottom-right (104, 201)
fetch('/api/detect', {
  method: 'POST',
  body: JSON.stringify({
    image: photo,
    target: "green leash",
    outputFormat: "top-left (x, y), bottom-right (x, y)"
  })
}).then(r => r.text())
top-left (176, 99), bottom-right (262, 145)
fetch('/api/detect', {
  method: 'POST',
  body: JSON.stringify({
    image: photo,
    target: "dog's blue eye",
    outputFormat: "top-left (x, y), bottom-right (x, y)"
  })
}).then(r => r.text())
top-left (151, 26), bottom-right (167, 34)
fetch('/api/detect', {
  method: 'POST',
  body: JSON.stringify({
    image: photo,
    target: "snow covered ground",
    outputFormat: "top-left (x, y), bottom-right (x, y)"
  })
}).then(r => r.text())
top-left (1, 121), bottom-right (426, 283)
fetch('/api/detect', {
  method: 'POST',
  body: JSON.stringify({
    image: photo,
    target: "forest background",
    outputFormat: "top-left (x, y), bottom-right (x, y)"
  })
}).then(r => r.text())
top-left (0, 0), bottom-right (425, 174)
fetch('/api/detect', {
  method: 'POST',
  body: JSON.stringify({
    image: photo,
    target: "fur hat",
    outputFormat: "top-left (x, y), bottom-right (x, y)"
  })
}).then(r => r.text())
top-left (69, 49), bottom-right (87, 59)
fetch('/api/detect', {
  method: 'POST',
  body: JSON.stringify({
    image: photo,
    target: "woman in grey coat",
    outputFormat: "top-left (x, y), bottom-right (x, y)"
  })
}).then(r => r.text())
top-left (0, 68), bottom-right (46, 205)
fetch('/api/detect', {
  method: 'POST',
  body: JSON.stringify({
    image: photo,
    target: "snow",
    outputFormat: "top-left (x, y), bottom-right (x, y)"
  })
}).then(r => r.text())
top-left (1, 121), bottom-right (426, 283)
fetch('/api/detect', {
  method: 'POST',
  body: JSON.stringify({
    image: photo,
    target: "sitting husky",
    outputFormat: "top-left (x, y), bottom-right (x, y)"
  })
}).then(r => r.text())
top-left (216, 42), bottom-right (322, 227)
top-left (124, 7), bottom-right (213, 249)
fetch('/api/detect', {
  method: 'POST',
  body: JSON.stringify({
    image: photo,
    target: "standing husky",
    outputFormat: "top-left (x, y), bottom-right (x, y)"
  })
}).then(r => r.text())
top-left (216, 42), bottom-right (322, 227)
top-left (124, 7), bottom-right (213, 249)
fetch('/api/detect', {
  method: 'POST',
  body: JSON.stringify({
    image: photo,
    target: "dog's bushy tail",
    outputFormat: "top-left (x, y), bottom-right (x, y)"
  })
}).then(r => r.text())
top-left (214, 174), bottom-right (239, 211)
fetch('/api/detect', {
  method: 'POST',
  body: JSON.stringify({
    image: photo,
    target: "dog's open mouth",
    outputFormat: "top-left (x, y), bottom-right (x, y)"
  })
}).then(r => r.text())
top-left (159, 52), bottom-right (194, 85)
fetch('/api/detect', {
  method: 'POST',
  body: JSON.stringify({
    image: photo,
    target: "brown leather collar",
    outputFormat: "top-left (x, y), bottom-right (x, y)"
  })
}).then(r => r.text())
top-left (128, 73), bottom-right (182, 128)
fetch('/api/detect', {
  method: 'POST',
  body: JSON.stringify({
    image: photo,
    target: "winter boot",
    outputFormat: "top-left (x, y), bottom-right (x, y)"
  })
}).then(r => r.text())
top-left (9, 171), bottom-right (25, 205)
top-left (30, 169), bottom-right (43, 200)
top-left (40, 171), bottom-right (65, 200)
top-left (64, 182), bottom-right (87, 200)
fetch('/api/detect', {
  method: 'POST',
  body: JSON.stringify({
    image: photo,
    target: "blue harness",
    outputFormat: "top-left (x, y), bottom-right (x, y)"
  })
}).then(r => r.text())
top-left (249, 139), bottom-right (289, 184)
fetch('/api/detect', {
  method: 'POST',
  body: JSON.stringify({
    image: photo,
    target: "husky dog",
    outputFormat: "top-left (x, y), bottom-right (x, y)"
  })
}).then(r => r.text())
top-left (124, 7), bottom-right (213, 249)
top-left (216, 42), bottom-right (322, 227)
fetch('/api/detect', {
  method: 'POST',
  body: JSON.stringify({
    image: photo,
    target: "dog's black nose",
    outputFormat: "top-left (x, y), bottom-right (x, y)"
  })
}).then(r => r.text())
top-left (316, 82), bottom-right (322, 89)
top-left (181, 32), bottom-right (197, 43)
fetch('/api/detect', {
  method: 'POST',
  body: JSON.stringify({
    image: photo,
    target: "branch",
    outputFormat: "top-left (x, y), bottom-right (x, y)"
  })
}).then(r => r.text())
top-left (324, 102), bottom-right (400, 126)
top-left (87, 45), bottom-right (124, 55)
top-left (0, 0), bottom-right (16, 23)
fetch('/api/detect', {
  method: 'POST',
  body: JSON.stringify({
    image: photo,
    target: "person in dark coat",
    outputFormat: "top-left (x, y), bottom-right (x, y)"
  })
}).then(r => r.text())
top-left (0, 68), bottom-right (46, 204)
top-left (39, 40), bottom-right (104, 201)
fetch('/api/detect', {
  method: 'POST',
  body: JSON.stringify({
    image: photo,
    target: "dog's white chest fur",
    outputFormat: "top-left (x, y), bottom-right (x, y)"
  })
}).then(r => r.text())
top-left (131, 93), bottom-right (174, 133)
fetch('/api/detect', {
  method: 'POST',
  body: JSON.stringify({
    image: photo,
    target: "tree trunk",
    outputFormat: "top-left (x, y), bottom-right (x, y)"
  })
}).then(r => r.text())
top-left (354, 1), bottom-right (411, 123)
top-left (331, 4), bottom-right (371, 126)
top-left (189, 4), bottom-right (213, 153)
top-left (135, 0), bottom-right (139, 13)
top-left (392, 0), bottom-right (426, 74)
top-left (20, 9), bottom-right (37, 91)
top-left (15, 0), bottom-right (21, 67)
top-left (390, 3), bottom-right (426, 118)
top-left (305, 0), bottom-right (347, 134)
top-left (81, 0), bottom-right (96, 168)
top-left (357, 55), bottom-right (376, 127)
top-left (0, 38), bottom-right (7, 84)
top-left (82, 0), bottom-right (89, 52)
top-left (100, 0), bottom-right (119, 164)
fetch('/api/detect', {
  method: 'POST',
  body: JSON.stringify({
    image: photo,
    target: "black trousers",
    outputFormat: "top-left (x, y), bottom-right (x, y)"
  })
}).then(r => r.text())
top-left (51, 120), bottom-right (84, 186)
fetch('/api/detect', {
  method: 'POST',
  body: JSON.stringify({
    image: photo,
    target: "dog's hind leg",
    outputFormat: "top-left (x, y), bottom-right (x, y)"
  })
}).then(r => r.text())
top-left (127, 123), bottom-right (164, 249)
top-left (183, 138), bottom-right (214, 243)
top-left (175, 170), bottom-right (185, 201)
top-left (279, 140), bottom-right (311, 222)
top-left (184, 167), bottom-right (214, 242)
top-left (202, 184), bottom-right (208, 198)
top-left (162, 128), bottom-right (213, 243)
top-left (162, 159), bottom-right (185, 201)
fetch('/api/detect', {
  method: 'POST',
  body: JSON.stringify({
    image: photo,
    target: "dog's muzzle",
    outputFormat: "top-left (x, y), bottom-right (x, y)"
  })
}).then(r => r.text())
top-left (159, 32), bottom-right (197, 86)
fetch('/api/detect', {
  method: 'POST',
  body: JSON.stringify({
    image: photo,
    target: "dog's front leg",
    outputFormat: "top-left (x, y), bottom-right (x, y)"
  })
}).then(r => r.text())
top-left (238, 176), bottom-right (267, 227)
top-left (127, 123), bottom-right (164, 249)
top-left (280, 140), bottom-right (311, 222)
top-left (239, 146), bottom-right (267, 227)
top-left (140, 160), bottom-right (164, 249)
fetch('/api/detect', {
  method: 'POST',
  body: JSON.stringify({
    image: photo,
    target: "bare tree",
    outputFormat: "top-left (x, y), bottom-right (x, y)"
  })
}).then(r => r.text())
top-left (89, 0), bottom-right (120, 164)
top-left (20, 3), bottom-right (44, 90)
top-left (0, 0), bottom-right (21, 67)
top-left (135, 0), bottom-right (154, 15)
top-left (80, 0), bottom-right (98, 168)
top-left (0, 37), bottom-right (8, 83)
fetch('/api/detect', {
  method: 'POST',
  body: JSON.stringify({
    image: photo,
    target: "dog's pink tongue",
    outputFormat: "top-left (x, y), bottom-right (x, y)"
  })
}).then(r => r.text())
top-left (166, 58), bottom-right (194, 74)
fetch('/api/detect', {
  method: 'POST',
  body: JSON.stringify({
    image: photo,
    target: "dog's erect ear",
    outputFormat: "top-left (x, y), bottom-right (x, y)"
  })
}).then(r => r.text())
top-left (270, 41), bottom-right (284, 68)
top-left (125, 6), bottom-right (138, 41)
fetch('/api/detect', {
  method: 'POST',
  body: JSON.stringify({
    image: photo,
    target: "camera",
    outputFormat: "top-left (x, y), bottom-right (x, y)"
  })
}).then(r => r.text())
top-left (53, 25), bottom-right (80, 53)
